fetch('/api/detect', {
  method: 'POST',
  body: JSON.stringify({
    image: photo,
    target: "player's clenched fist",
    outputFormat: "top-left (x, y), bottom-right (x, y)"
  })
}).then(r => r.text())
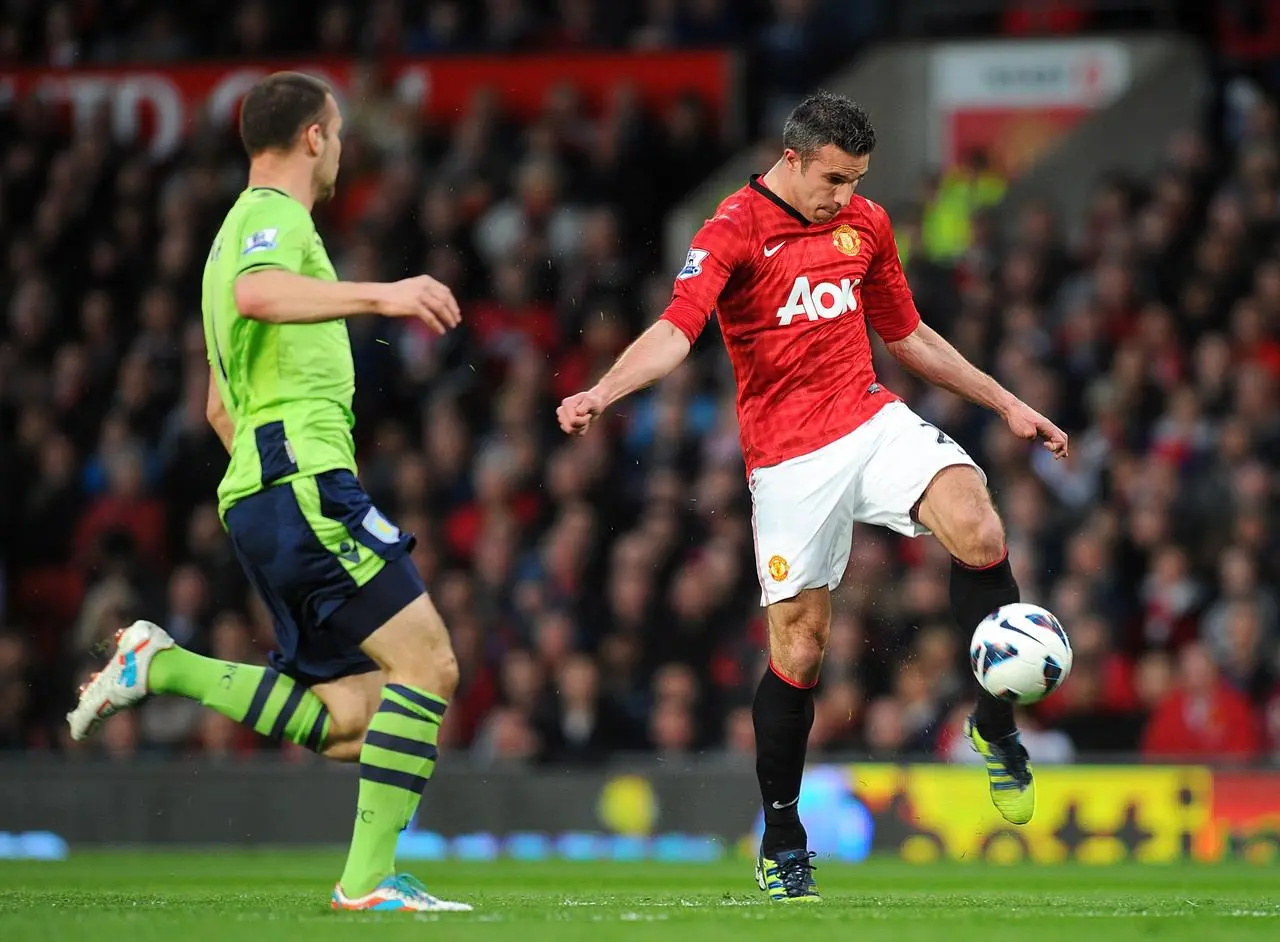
top-left (1002, 398), bottom-right (1069, 459)
top-left (376, 275), bottom-right (462, 334)
top-left (557, 389), bottom-right (605, 436)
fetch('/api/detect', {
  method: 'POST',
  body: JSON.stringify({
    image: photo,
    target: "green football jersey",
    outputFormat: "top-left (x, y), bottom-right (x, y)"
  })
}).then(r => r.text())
top-left (202, 186), bottom-right (356, 516)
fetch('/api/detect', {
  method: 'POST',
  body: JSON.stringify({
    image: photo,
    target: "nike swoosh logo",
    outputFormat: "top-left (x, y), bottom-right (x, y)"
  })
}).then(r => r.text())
top-left (771, 797), bottom-right (799, 809)
top-left (763, 241), bottom-right (786, 257)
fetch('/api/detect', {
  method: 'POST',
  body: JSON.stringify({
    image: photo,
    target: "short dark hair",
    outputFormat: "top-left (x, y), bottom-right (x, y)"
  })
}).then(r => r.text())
top-left (782, 91), bottom-right (876, 164)
top-left (239, 72), bottom-right (332, 157)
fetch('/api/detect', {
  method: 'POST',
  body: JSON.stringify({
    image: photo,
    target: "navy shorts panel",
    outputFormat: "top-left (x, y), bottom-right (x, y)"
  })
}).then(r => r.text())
top-left (225, 470), bottom-right (425, 685)
top-left (326, 554), bottom-right (426, 650)
top-left (313, 470), bottom-right (417, 563)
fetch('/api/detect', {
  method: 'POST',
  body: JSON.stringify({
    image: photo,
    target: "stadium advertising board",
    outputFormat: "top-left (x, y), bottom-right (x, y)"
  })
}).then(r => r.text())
top-left (738, 764), bottom-right (1280, 864)
top-left (2, 760), bottom-right (1278, 861)
top-left (404, 764), bottom-right (1280, 864)
top-left (0, 51), bottom-right (732, 159)
top-left (929, 40), bottom-right (1131, 176)
top-left (408, 763), bottom-right (1280, 865)
top-left (783, 764), bottom-right (1209, 864)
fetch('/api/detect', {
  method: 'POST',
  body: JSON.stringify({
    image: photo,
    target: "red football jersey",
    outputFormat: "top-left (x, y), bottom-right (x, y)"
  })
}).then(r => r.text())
top-left (661, 175), bottom-right (921, 473)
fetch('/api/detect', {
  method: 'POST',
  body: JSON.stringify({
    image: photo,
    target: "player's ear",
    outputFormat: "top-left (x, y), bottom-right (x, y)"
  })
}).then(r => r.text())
top-left (304, 123), bottom-right (324, 156)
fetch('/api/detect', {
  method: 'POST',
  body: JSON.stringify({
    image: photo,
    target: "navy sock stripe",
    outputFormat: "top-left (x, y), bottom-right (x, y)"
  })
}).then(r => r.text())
top-left (364, 729), bottom-right (439, 762)
top-left (242, 670), bottom-right (278, 729)
top-left (269, 679), bottom-right (306, 741)
top-left (387, 683), bottom-right (446, 717)
top-left (379, 698), bottom-right (441, 723)
top-left (305, 706), bottom-right (329, 753)
top-left (359, 762), bottom-right (429, 795)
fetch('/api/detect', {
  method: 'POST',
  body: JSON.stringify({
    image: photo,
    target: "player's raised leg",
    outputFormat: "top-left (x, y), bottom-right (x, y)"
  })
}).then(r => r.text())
top-left (915, 465), bottom-right (1034, 824)
top-left (67, 622), bottom-right (335, 754)
top-left (331, 591), bottom-right (468, 911)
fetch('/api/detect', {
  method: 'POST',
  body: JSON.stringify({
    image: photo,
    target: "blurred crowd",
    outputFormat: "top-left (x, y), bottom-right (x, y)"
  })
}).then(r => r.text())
top-left (2, 5), bottom-right (1280, 768)
top-left (1, 0), bottom-right (876, 62)
top-left (0, 0), bottom-right (876, 137)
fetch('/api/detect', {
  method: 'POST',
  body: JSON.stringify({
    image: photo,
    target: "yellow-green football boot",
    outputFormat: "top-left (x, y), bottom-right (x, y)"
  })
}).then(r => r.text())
top-left (755, 848), bottom-right (821, 902)
top-left (966, 715), bottom-right (1035, 825)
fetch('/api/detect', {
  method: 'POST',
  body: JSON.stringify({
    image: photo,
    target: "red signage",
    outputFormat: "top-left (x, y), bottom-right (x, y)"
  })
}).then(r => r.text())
top-left (947, 106), bottom-right (1095, 178)
top-left (0, 52), bottom-right (733, 159)
top-left (929, 40), bottom-right (1131, 177)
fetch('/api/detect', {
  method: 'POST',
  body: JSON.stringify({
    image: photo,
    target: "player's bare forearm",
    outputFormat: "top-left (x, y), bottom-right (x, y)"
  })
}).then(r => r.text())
top-left (592, 320), bottom-right (691, 407)
top-left (211, 414), bottom-right (234, 453)
top-left (887, 323), bottom-right (1070, 456)
top-left (206, 369), bottom-right (234, 453)
top-left (558, 321), bottom-right (691, 436)
top-left (885, 322), bottom-right (1015, 416)
top-left (235, 270), bottom-right (460, 332)
top-left (233, 270), bottom-right (385, 324)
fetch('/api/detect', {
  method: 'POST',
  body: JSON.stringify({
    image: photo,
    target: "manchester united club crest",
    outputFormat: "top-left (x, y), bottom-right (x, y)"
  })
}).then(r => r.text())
top-left (768, 555), bottom-right (790, 582)
top-left (832, 224), bottom-right (861, 256)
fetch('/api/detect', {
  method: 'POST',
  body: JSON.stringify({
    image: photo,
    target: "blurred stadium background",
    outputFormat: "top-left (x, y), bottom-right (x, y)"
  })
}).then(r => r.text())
top-left (2, 0), bottom-right (1280, 866)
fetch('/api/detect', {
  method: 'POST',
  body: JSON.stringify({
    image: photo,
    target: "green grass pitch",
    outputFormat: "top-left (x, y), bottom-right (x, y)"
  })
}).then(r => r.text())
top-left (1, 851), bottom-right (1277, 941)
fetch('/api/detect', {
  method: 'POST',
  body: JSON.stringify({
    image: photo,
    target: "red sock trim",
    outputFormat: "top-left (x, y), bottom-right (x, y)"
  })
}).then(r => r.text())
top-left (953, 547), bottom-right (1009, 571)
top-left (769, 659), bottom-right (818, 690)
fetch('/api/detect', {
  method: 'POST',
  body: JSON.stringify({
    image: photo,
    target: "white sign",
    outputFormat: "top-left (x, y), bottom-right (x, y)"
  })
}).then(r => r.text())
top-left (933, 40), bottom-right (1131, 108)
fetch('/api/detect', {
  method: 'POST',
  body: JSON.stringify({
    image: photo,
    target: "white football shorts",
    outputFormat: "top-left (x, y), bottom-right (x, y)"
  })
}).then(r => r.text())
top-left (749, 401), bottom-right (985, 606)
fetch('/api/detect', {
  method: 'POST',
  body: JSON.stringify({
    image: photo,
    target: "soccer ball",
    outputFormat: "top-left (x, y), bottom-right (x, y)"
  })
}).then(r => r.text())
top-left (969, 603), bottom-right (1073, 705)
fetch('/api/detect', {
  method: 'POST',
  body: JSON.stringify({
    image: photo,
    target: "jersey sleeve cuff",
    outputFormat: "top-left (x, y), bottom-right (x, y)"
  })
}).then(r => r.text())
top-left (235, 261), bottom-right (291, 277)
top-left (875, 309), bottom-right (921, 344)
top-left (660, 300), bottom-right (708, 346)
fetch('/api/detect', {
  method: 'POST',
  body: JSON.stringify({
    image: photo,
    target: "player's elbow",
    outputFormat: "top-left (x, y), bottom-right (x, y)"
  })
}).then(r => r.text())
top-left (884, 324), bottom-right (927, 364)
top-left (884, 336), bottom-right (912, 362)
top-left (233, 274), bottom-right (276, 322)
top-left (653, 319), bottom-right (693, 363)
top-left (205, 393), bottom-right (224, 428)
top-left (205, 393), bottom-right (231, 441)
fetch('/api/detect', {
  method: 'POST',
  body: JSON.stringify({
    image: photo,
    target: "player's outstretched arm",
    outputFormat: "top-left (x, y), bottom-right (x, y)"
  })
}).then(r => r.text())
top-left (557, 320), bottom-right (691, 436)
top-left (234, 270), bottom-right (461, 333)
top-left (885, 322), bottom-right (1069, 459)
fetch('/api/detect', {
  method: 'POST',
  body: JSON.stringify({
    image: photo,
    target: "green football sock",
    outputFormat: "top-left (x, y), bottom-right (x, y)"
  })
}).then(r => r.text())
top-left (148, 646), bottom-right (330, 752)
top-left (339, 683), bottom-right (446, 897)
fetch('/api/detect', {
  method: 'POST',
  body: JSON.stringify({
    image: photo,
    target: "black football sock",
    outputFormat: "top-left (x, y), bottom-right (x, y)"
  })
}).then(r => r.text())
top-left (950, 552), bottom-right (1020, 740)
top-left (753, 662), bottom-right (816, 856)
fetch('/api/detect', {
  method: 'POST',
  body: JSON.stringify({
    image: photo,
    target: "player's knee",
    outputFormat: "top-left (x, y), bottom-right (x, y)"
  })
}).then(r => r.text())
top-left (769, 598), bottom-right (830, 684)
top-left (365, 595), bottom-right (461, 697)
top-left (321, 736), bottom-right (364, 763)
top-left (955, 509), bottom-right (1006, 568)
top-left (320, 709), bottom-right (374, 762)
top-left (772, 634), bottom-right (825, 686)
top-left (431, 649), bottom-right (460, 698)
top-left (386, 642), bottom-right (459, 699)
top-left (785, 632), bottom-right (826, 670)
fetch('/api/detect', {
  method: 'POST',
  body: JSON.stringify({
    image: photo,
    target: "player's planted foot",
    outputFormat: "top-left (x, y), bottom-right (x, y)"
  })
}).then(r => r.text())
top-left (755, 848), bottom-right (821, 902)
top-left (67, 620), bottom-right (174, 741)
top-left (331, 873), bottom-right (472, 912)
top-left (966, 714), bottom-right (1035, 825)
